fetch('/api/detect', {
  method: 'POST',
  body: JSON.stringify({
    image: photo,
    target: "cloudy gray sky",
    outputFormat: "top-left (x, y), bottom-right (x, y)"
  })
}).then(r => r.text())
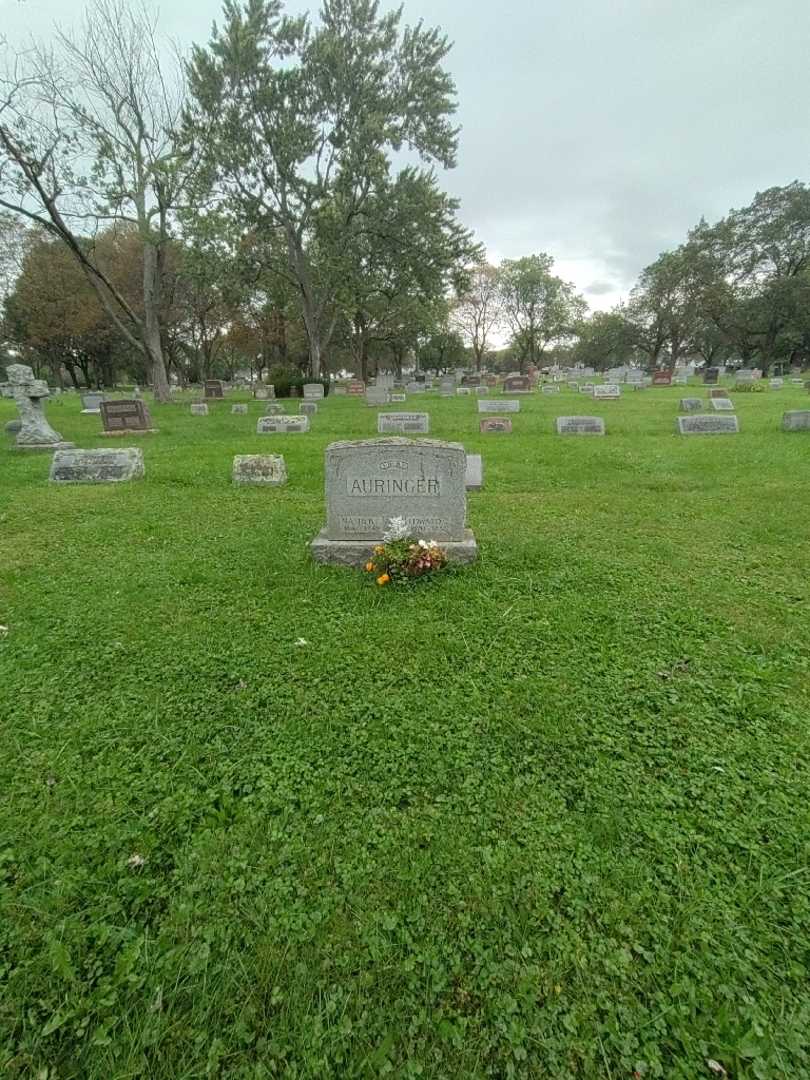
top-left (3, 0), bottom-right (808, 309)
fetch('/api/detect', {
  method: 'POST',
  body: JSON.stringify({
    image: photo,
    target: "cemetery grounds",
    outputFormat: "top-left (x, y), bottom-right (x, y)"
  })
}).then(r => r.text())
top-left (1, 384), bottom-right (809, 1078)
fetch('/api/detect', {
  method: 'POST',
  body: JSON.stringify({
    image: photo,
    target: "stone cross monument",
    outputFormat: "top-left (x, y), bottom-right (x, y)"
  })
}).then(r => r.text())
top-left (6, 364), bottom-right (74, 451)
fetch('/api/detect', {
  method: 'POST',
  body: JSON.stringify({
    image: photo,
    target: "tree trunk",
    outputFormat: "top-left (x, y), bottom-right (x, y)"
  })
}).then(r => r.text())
top-left (143, 242), bottom-right (171, 402)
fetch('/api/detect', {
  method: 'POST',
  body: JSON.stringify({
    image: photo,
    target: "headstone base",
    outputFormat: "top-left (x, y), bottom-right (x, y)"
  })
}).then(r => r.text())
top-left (13, 441), bottom-right (75, 452)
top-left (310, 528), bottom-right (478, 567)
top-left (99, 428), bottom-right (158, 437)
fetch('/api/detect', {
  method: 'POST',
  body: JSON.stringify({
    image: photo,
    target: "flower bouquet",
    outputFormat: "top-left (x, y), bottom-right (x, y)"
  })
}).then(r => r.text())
top-left (365, 517), bottom-right (448, 586)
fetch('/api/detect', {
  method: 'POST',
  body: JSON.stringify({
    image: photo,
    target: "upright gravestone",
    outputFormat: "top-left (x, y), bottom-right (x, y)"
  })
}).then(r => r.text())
top-left (377, 412), bottom-right (430, 434)
top-left (347, 380), bottom-right (366, 396)
top-left (593, 384), bottom-right (620, 400)
top-left (652, 370), bottom-right (673, 387)
top-left (231, 404), bottom-right (249, 415)
top-left (100, 399), bottom-right (156, 435)
top-left (479, 417), bottom-right (512, 433)
top-left (257, 415), bottom-right (309, 434)
top-left (190, 403), bottom-right (209, 416)
top-left (300, 401), bottom-right (318, 415)
top-left (81, 392), bottom-right (105, 414)
top-left (703, 367), bottom-right (720, 385)
top-left (541, 384), bottom-right (561, 395)
top-left (390, 393), bottom-right (407, 403)
top-left (782, 411), bottom-right (810, 432)
top-left (405, 381), bottom-right (424, 394)
top-left (254, 387), bottom-right (269, 400)
top-left (502, 375), bottom-right (532, 394)
top-left (465, 453), bottom-right (483, 491)
top-left (365, 388), bottom-right (390, 407)
top-left (439, 380), bottom-right (455, 397)
top-left (6, 364), bottom-right (74, 451)
top-left (478, 399), bottom-right (520, 414)
top-left (265, 402), bottom-right (285, 415)
top-left (677, 415), bottom-right (739, 435)
top-left (555, 416), bottom-right (606, 436)
top-left (579, 384), bottom-right (595, 394)
top-left (49, 447), bottom-right (144, 483)
top-left (303, 383), bottom-right (325, 400)
top-left (456, 387), bottom-right (472, 396)
top-left (735, 370), bottom-right (756, 386)
top-left (204, 380), bottom-right (224, 399)
top-left (475, 385), bottom-right (489, 395)
top-left (310, 437), bottom-right (477, 565)
top-left (679, 398), bottom-right (703, 412)
top-left (769, 378), bottom-right (784, 390)
top-left (232, 454), bottom-right (287, 485)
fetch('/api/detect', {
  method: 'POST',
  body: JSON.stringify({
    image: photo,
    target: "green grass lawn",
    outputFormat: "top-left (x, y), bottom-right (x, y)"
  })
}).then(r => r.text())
top-left (2, 383), bottom-right (809, 1079)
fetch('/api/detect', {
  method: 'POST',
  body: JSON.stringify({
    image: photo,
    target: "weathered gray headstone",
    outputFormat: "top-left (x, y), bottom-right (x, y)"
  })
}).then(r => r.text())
top-left (439, 380), bottom-right (455, 397)
top-left (478, 399), bottom-right (520, 413)
top-left (593, 384), bottom-right (620, 399)
top-left (254, 387), bottom-right (269, 400)
top-left (502, 375), bottom-right (531, 393)
top-left (541, 384), bottom-right (561, 394)
top-left (405, 381), bottom-right (424, 394)
top-left (365, 388), bottom-right (390, 407)
top-left (190, 403), bottom-right (209, 416)
top-left (474, 385), bottom-right (489, 395)
top-left (232, 454), bottom-right (287, 484)
top-left (377, 412), bottom-right (430, 434)
top-left (265, 402), bottom-right (285, 415)
top-left (479, 417), bottom-right (512, 433)
top-left (710, 398), bottom-right (735, 411)
top-left (465, 453), bottom-right (483, 491)
top-left (677, 415), bottom-right (739, 435)
top-left (6, 364), bottom-right (73, 451)
top-left (257, 415), bottom-right (309, 433)
top-left (100, 399), bottom-right (156, 435)
top-left (769, 378), bottom-right (784, 389)
top-left (300, 401), bottom-right (318, 415)
top-left (310, 437), bottom-right (477, 565)
top-left (303, 383), bottom-right (324, 400)
top-left (49, 447), bottom-right (144, 483)
top-left (579, 383), bottom-right (595, 394)
top-left (81, 392), bottom-right (105, 414)
top-left (782, 411), bottom-right (810, 432)
top-left (679, 398), bottom-right (703, 412)
top-left (231, 404), bottom-right (248, 414)
top-left (390, 393), bottom-right (407, 403)
top-left (555, 416), bottom-right (605, 435)
top-left (456, 387), bottom-right (472, 396)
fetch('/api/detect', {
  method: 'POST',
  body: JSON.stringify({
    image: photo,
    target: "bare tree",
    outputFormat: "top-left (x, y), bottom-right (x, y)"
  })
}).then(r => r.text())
top-left (0, 0), bottom-right (203, 400)
top-left (451, 262), bottom-right (501, 370)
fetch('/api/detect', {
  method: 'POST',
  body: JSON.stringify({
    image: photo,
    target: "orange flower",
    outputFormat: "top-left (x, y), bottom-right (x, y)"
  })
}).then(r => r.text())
top-left (365, 561), bottom-right (374, 572)
top-left (376, 574), bottom-right (390, 586)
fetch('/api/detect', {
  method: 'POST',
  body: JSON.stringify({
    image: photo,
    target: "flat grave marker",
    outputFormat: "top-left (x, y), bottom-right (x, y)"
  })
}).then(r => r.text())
top-left (782, 411), bottom-right (810, 432)
top-left (257, 415), bottom-right (309, 434)
top-left (556, 416), bottom-right (605, 436)
top-left (190, 404), bottom-right (209, 416)
top-left (478, 399), bottom-right (520, 414)
top-left (677, 415), bottom-right (739, 435)
top-left (49, 447), bottom-right (144, 483)
top-left (232, 454), bottom-right (287, 485)
top-left (679, 398), bottom-right (704, 412)
top-left (593, 384), bottom-right (620, 399)
top-left (377, 412), bottom-right (430, 434)
top-left (710, 398), bottom-right (735, 411)
top-left (479, 417), bottom-right (512, 433)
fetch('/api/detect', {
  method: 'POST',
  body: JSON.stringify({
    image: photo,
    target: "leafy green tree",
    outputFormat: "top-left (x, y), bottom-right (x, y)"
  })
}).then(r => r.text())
top-left (452, 262), bottom-right (501, 371)
top-left (571, 307), bottom-right (637, 371)
top-left (496, 254), bottom-right (587, 370)
top-left (0, 0), bottom-right (202, 400)
top-left (186, 0), bottom-right (460, 378)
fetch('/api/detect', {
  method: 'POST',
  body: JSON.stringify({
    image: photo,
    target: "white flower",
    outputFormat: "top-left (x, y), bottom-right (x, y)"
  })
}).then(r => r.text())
top-left (0, 626), bottom-right (7, 637)
top-left (418, 539), bottom-right (428, 549)
top-left (127, 853), bottom-right (146, 869)
top-left (295, 638), bottom-right (308, 647)
top-left (383, 516), bottom-right (409, 542)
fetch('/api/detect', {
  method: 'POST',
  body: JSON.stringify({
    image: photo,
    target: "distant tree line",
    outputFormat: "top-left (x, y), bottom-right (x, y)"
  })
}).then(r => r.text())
top-left (1, 1), bottom-right (808, 389)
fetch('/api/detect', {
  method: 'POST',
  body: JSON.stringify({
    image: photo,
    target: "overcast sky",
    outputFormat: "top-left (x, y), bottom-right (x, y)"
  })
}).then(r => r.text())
top-left (3, 0), bottom-right (808, 310)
